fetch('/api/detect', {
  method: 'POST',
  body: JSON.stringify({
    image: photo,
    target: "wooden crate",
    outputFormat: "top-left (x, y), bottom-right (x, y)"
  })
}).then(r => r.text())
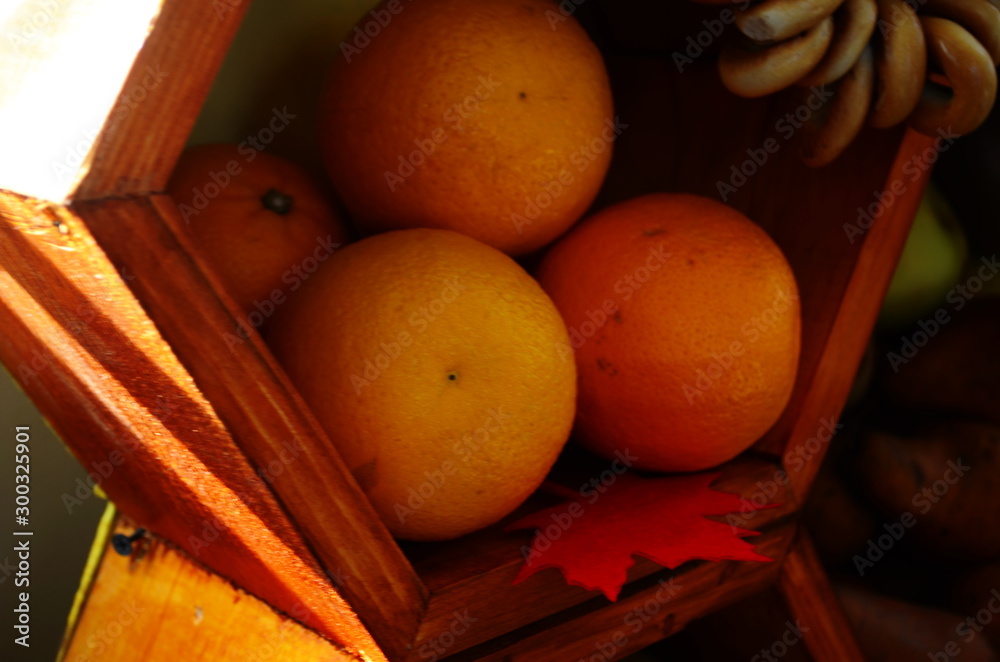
top-left (0, 0), bottom-right (937, 659)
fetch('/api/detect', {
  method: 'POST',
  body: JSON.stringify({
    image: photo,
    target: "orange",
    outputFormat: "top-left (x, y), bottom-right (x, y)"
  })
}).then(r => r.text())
top-left (319, 0), bottom-right (615, 256)
top-left (166, 144), bottom-right (350, 316)
top-left (266, 228), bottom-right (576, 540)
top-left (536, 194), bottom-right (801, 472)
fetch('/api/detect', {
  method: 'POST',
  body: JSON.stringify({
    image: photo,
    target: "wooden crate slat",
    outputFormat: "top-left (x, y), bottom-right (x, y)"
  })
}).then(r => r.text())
top-left (401, 456), bottom-right (798, 657)
top-left (743, 121), bottom-right (915, 460)
top-left (777, 533), bottom-right (866, 662)
top-left (445, 523), bottom-right (797, 662)
top-left (780, 128), bottom-right (935, 500)
top-left (63, 515), bottom-right (359, 662)
top-left (0, 0), bottom-right (165, 202)
top-left (0, 192), bottom-right (383, 660)
top-left (73, 0), bottom-right (251, 200)
top-left (58, 501), bottom-right (119, 660)
top-left (75, 193), bottom-right (427, 659)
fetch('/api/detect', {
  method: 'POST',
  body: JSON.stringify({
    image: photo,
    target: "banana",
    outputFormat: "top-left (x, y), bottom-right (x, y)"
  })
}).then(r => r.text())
top-left (869, 0), bottom-right (927, 128)
top-left (921, 0), bottom-right (1000, 65)
top-left (736, 0), bottom-right (846, 42)
top-left (801, 47), bottom-right (875, 166)
top-left (799, 0), bottom-right (878, 85)
top-left (907, 17), bottom-right (998, 136)
top-left (719, 16), bottom-right (835, 97)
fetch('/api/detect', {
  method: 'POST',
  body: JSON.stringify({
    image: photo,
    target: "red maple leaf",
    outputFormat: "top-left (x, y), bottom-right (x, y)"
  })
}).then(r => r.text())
top-left (506, 471), bottom-right (774, 601)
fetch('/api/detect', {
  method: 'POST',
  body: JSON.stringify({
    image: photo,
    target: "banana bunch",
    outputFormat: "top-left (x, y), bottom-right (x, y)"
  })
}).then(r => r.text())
top-left (696, 0), bottom-right (1000, 165)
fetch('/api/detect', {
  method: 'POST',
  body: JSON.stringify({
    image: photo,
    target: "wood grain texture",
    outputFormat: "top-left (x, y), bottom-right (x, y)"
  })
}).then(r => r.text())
top-left (62, 515), bottom-right (358, 662)
top-left (0, 192), bottom-right (384, 660)
top-left (777, 533), bottom-right (866, 662)
top-left (75, 194), bottom-right (427, 659)
top-left (0, 0), bottom-right (164, 202)
top-left (779, 129), bottom-right (936, 501)
top-left (445, 523), bottom-right (797, 662)
top-left (402, 455), bottom-right (798, 658)
top-left (74, 0), bottom-right (250, 200)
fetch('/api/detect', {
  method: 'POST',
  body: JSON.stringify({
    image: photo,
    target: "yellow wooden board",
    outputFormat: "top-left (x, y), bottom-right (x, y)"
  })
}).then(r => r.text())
top-left (62, 514), bottom-right (359, 662)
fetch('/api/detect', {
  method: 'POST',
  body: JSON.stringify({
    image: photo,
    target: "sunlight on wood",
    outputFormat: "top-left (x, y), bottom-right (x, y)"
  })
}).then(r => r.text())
top-left (0, 0), bottom-right (163, 202)
top-left (62, 515), bottom-right (359, 662)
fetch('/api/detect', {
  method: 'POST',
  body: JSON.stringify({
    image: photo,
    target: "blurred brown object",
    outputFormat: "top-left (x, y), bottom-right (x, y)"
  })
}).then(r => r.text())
top-left (857, 421), bottom-right (1000, 560)
top-left (836, 581), bottom-right (1000, 661)
top-left (952, 562), bottom-right (1000, 653)
top-left (882, 301), bottom-right (1000, 426)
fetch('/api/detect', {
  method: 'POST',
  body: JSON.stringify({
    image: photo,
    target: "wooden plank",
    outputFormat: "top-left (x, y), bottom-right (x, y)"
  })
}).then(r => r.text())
top-left (62, 514), bottom-right (358, 662)
top-left (74, 0), bottom-right (250, 200)
top-left (777, 533), bottom-right (866, 662)
top-left (403, 455), bottom-right (798, 657)
top-left (0, 0), bottom-right (245, 202)
top-left (779, 129), bottom-right (936, 501)
top-left (75, 194), bottom-right (427, 659)
top-left (743, 123), bottom-right (923, 463)
top-left (0, 192), bottom-right (384, 660)
top-left (444, 523), bottom-right (797, 662)
top-left (0, 0), bottom-right (165, 202)
top-left (59, 501), bottom-right (120, 661)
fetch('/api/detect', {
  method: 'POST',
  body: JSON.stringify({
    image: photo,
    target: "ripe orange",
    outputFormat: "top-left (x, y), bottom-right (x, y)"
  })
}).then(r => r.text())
top-left (266, 228), bottom-right (576, 540)
top-left (536, 194), bottom-right (801, 472)
top-left (166, 144), bottom-right (349, 316)
top-left (319, 0), bottom-right (615, 256)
